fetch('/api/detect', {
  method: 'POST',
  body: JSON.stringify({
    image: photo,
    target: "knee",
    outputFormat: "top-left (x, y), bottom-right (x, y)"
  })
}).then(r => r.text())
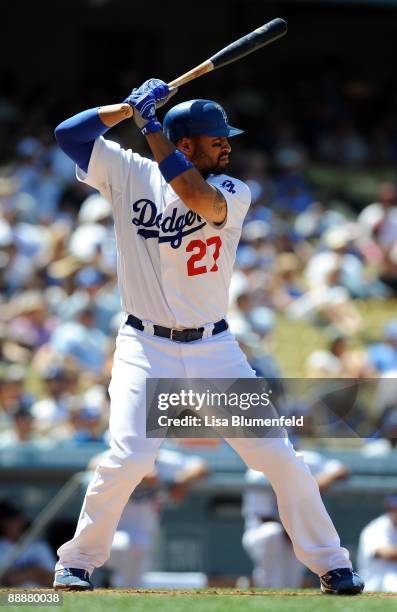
top-left (243, 521), bottom-right (284, 557)
top-left (240, 439), bottom-right (311, 481)
top-left (238, 438), bottom-right (297, 472)
top-left (243, 522), bottom-right (286, 571)
top-left (97, 449), bottom-right (156, 482)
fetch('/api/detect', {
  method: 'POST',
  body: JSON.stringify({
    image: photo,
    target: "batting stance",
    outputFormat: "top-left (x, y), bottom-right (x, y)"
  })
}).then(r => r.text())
top-left (53, 79), bottom-right (364, 595)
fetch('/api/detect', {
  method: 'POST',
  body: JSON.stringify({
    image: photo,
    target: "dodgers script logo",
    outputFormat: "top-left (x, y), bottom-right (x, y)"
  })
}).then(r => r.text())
top-left (131, 199), bottom-right (206, 249)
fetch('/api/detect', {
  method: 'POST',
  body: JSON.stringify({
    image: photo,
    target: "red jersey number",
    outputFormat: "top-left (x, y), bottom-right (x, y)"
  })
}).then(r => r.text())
top-left (186, 236), bottom-right (222, 276)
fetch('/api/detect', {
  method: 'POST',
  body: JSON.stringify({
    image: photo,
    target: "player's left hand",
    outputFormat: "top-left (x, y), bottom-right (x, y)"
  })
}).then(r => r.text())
top-left (125, 78), bottom-right (177, 131)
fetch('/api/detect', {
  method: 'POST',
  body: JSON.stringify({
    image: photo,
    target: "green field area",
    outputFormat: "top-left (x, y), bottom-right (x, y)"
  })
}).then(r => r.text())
top-left (5, 590), bottom-right (397, 612)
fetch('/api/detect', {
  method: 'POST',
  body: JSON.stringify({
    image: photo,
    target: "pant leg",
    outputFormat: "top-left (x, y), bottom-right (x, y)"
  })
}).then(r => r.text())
top-left (229, 436), bottom-right (351, 576)
top-left (56, 448), bottom-right (159, 574)
top-left (56, 326), bottom-right (183, 574)
top-left (183, 331), bottom-right (351, 577)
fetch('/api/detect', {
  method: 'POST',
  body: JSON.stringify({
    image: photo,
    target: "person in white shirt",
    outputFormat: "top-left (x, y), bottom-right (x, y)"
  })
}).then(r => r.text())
top-left (357, 495), bottom-right (397, 592)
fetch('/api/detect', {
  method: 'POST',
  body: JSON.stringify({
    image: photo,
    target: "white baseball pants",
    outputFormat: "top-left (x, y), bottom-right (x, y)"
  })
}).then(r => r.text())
top-left (106, 499), bottom-right (158, 587)
top-left (56, 322), bottom-right (351, 577)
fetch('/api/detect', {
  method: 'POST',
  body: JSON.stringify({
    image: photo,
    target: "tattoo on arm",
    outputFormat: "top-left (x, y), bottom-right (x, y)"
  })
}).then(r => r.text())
top-left (121, 104), bottom-right (133, 119)
top-left (212, 188), bottom-right (227, 218)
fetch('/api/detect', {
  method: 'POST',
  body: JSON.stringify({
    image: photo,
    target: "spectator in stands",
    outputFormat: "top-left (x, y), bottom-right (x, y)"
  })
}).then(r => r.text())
top-left (57, 267), bottom-right (119, 335)
top-left (362, 404), bottom-right (397, 456)
top-left (0, 403), bottom-right (47, 448)
top-left (0, 364), bottom-right (27, 432)
top-left (68, 193), bottom-right (116, 270)
top-left (67, 403), bottom-right (106, 443)
top-left (357, 494), bottom-right (397, 592)
top-left (306, 333), bottom-right (372, 378)
top-left (31, 364), bottom-right (78, 435)
top-left (0, 500), bottom-right (55, 587)
top-left (367, 320), bottom-right (397, 374)
top-left (235, 328), bottom-right (281, 381)
top-left (49, 306), bottom-right (109, 374)
top-left (358, 183), bottom-right (397, 250)
top-left (304, 223), bottom-right (368, 297)
top-left (270, 253), bottom-right (305, 311)
top-left (4, 291), bottom-right (56, 350)
top-left (2, 60), bottom-right (397, 448)
top-left (287, 269), bottom-right (363, 335)
top-left (358, 183), bottom-right (397, 294)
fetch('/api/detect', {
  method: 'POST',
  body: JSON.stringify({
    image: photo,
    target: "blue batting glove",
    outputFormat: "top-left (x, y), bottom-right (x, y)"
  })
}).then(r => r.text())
top-left (124, 78), bottom-right (167, 130)
top-left (124, 79), bottom-right (177, 133)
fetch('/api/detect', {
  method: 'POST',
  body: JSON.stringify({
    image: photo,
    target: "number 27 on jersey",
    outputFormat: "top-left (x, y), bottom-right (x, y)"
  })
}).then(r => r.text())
top-left (186, 236), bottom-right (222, 276)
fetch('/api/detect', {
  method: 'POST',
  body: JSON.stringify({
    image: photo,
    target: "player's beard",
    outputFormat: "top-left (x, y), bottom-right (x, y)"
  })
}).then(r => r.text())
top-left (191, 149), bottom-right (230, 178)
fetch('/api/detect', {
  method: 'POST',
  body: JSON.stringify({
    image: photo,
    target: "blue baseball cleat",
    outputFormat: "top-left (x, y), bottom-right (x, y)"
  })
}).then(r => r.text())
top-left (53, 568), bottom-right (93, 591)
top-left (320, 567), bottom-right (364, 595)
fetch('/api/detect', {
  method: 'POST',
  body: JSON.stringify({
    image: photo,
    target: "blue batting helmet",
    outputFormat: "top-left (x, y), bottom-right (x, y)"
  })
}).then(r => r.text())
top-left (163, 99), bottom-right (244, 144)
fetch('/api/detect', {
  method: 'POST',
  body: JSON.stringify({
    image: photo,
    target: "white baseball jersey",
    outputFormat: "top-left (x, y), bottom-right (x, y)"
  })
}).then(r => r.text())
top-left (77, 137), bottom-right (251, 328)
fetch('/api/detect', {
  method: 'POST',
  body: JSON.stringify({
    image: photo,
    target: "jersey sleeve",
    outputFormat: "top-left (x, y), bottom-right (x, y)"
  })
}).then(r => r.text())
top-left (76, 136), bottom-right (153, 205)
top-left (155, 448), bottom-right (206, 483)
top-left (207, 175), bottom-right (251, 232)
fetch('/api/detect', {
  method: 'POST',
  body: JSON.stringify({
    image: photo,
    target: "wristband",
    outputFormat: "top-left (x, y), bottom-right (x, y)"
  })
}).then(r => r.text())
top-left (141, 119), bottom-right (163, 136)
top-left (158, 150), bottom-right (193, 183)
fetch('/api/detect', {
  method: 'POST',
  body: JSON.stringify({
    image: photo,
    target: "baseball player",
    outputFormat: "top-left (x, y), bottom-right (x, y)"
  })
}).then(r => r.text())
top-left (52, 79), bottom-right (364, 594)
top-left (357, 494), bottom-right (397, 592)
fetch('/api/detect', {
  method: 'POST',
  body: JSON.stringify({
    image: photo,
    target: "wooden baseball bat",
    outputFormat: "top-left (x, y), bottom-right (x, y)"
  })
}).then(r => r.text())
top-left (168, 18), bottom-right (287, 89)
top-left (126, 19), bottom-right (287, 117)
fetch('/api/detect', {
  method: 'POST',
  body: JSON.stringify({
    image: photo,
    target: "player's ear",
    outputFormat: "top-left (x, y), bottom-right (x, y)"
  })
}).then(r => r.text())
top-left (177, 137), bottom-right (194, 157)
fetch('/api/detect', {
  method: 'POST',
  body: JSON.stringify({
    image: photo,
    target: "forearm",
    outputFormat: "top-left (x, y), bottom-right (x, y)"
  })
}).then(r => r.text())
top-left (316, 474), bottom-right (336, 494)
top-left (98, 103), bottom-right (133, 127)
top-left (176, 464), bottom-right (209, 484)
top-left (145, 130), bottom-right (175, 161)
top-left (316, 467), bottom-right (349, 494)
top-left (145, 131), bottom-right (224, 221)
top-left (146, 131), bottom-right (205, 200)
top-left (375, 545), bottom-right (397, 561)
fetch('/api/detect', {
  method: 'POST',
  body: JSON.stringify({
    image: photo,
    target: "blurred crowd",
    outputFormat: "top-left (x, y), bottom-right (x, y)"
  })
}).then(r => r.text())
top-left (1, 69), bottom-right (397, 448)
top-left (1, 53), bottom-right (397, 592)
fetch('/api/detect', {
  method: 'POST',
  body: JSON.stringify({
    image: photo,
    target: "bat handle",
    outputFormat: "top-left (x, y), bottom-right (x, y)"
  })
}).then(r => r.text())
top-left (127, 59), bottom-right (213, 118)
top-left (168, 60), bottom-right (214, 88)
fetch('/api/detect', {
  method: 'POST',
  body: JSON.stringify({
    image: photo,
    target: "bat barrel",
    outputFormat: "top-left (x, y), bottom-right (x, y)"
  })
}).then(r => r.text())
top-left (209, 18), bottom-right (287, 70)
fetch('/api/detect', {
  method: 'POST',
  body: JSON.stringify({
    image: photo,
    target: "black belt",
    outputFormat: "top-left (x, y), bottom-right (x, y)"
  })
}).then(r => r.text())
top-left (125, 314), bottom-right (228, 343)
